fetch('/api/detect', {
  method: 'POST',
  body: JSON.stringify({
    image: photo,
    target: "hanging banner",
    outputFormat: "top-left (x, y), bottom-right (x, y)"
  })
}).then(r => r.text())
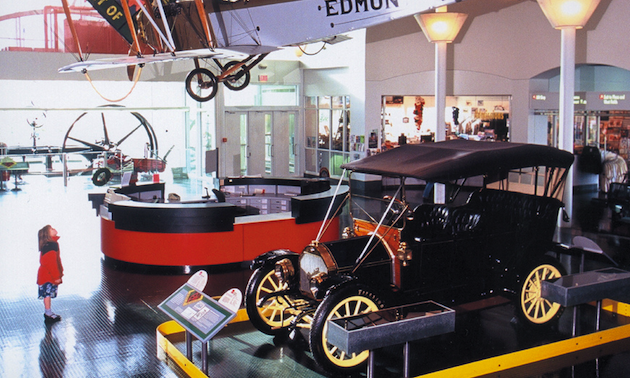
top-left (86, 0), bottom-right (141, 45)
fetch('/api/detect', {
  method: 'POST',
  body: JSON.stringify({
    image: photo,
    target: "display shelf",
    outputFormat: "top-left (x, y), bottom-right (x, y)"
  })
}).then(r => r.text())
top-left (327, 301), bottom-right (455, 356)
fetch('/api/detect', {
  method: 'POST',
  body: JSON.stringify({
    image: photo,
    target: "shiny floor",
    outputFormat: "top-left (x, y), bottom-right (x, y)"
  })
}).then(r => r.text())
top-left (1, 174), bottom-right (630, 378)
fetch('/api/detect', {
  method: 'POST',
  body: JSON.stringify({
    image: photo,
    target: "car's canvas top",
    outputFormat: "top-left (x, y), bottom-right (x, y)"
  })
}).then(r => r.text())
top-left (341, 140), bottom-right (574, 182)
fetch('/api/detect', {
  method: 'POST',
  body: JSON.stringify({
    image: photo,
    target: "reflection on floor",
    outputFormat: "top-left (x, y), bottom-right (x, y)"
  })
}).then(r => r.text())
top-left (1, 175), bottom-right (630, 377)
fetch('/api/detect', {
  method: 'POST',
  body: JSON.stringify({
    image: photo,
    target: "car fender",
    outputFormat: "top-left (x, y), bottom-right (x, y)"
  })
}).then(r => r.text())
top-left (321, 275), bottom-right (381, 301)
top-left (250, 249), bottom-right (299, 271)
top-left (558, 236), bottom-right (618, 267)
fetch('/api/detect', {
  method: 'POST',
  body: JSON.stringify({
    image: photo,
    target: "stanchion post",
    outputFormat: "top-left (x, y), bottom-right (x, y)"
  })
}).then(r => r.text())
top-left (62, 153), bottom-right (68, 187)
top-left (403, 341), bottom-right (411, 378)
top-left (185, 331), bottom-right (193, 360)
top-left (366, 351), bottom-right (375, 378)
top-left (201, 341), bottom-right (208, 375)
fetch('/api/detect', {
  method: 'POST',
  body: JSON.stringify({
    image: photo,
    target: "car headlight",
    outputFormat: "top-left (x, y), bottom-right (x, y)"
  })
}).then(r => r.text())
top-left (274, 258), bottom-right (295, 284)
top-left (299, 242), bottom-right (338, 299)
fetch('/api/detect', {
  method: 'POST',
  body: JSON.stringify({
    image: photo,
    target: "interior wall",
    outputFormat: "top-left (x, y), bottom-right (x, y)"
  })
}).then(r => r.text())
top-left (364, 0), bottom-right (630, 145)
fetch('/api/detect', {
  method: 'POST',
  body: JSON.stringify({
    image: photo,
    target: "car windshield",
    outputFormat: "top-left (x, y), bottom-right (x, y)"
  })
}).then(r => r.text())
top-left (348, 182), bottom-right (408, 227)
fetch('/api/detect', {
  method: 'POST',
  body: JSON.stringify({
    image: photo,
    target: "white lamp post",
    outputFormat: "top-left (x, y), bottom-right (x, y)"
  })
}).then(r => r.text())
top-left (415, 8), bottom-right (467, 142)
top-left (415, 8), bottom-right (467, 203)
top-left (537, 0), bottom-right (600, 225)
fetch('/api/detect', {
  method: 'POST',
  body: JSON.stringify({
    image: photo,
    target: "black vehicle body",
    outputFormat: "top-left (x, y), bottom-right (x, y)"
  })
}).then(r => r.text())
top-left (246, 140), bottom-right (578, 375)
top-left (608, 181), bottom-right (630, 229)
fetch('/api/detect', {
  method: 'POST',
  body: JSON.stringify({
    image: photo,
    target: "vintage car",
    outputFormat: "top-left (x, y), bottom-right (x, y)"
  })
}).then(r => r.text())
top-left (245, 140), bottom-right (577, 375)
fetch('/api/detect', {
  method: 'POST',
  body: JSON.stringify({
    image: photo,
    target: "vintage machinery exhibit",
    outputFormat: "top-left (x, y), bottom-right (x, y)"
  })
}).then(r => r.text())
top-left (62, 106), bottom-right (167, 186)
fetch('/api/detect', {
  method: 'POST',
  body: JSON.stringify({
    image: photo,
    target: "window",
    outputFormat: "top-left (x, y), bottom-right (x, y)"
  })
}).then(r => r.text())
top-left (224, 85), bottom-right (298, 107)
top-left (305, 95), bottom-right (361, 177)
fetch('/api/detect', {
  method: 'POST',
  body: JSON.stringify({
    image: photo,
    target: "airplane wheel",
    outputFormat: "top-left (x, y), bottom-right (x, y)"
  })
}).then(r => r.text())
top-left (185, 68), bottom-right (218, 102)
top-left (223, 61), bottom-right (250, 91)
top-left (92, 167), bottom-right (112, 186)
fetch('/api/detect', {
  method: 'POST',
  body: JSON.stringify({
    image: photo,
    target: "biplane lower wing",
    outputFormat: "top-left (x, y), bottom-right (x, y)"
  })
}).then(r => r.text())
top-left (58, 46), bottom-right (279, 73)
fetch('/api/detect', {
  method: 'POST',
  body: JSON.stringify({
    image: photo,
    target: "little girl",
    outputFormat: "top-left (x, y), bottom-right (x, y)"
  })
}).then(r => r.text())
top-left (37, 225), bottom-right (64, 322)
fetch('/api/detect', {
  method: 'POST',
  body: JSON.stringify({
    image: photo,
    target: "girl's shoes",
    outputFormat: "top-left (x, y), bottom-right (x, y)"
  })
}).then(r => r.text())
top-left (44, 313), bottom-right (61, 322)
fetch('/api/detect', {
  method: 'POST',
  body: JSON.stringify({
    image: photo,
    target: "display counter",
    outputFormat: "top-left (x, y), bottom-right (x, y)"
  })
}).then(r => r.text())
top-left (92, 178), bottom-right (347, 271)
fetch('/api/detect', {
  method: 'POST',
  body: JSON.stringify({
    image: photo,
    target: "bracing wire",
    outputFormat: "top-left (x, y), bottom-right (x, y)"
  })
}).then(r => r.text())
top-left (83, 66), bottom-right (144, 103)
top-left (298, 42), bottom-right (327, 56)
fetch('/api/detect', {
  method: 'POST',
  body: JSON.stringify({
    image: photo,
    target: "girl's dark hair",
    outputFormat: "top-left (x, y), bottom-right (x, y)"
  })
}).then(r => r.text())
top-left (38, 225), bottom-right (53, 251)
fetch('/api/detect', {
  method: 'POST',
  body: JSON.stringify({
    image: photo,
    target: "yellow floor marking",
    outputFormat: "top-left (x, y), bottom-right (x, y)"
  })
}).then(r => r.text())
top-left (156, 308), bottom-right (249, 378)
top-left (418, 301), bottom-right (630, 378)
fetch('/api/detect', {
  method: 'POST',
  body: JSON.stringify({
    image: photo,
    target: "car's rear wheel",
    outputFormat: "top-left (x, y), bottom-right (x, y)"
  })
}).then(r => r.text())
top-left (517, 258), bottom-right (566, 325)
top-left (245, 266), bottom-right (301, 335)
top-left (309, 284), bottom-right (383, 375)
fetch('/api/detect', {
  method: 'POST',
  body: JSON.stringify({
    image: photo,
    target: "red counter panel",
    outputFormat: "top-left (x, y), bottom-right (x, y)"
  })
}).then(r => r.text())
top-left (101, 216), bottom-right (340, 267)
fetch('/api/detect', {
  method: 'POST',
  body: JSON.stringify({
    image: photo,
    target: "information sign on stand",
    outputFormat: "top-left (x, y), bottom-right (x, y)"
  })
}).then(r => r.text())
top-left (158, 282), bottom-right (237, 343)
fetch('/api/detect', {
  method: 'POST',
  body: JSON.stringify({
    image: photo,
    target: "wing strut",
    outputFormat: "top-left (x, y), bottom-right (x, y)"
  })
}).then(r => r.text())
top-left (60, 0), bottom-right (83, 61)
top-left (120, 0), bottom-right (142, 57)
top-left (135, 0), bottom-right (176, 52)
top-left (194, 0), bottom-right (217, 49)
top-left (156, 0), bottom-right (177, 52)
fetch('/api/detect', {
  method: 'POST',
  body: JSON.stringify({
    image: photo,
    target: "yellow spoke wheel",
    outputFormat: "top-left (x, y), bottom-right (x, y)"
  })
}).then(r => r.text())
top-left (310, 284), bottom-right (383, 375)
top-left (245, 267), bottom-right (302, 335)
top-left (520, 262), bottom-right (563, 324)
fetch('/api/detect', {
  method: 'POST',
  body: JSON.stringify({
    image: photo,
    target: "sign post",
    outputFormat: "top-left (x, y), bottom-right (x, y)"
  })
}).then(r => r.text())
top-left (158, 274), bottom-right (241, 374)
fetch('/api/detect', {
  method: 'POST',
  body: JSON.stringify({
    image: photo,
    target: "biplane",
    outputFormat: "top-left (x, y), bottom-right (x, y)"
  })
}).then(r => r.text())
top-left (59, 0), bottom-right (460, 102)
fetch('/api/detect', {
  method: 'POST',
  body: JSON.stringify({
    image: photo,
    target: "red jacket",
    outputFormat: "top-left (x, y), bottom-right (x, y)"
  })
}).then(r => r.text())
top-left (37, 241), bottom-right (64, 285)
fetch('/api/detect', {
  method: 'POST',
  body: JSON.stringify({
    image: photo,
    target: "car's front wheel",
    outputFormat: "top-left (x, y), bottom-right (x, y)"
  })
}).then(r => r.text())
top-left (517, 257), bottom-right (566, 326)
top-left (309, 283), bottom-right (384, 375)
top-left (245, 266), bottom-right (304, 335)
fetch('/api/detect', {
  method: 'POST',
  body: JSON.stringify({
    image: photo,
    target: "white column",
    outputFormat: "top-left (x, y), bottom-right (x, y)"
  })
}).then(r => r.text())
top-left (434, 41), bottom-right (447, 204)
top-left (435, 42), bottom-right (447, 142)
top-left (559, 27), bottom-right (576, 226)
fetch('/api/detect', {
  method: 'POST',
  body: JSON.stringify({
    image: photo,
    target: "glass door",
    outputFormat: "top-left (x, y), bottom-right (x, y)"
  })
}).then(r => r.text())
top-left (224, 111), bottom-right (248, 176)
top-left (224, 110), bottom-right (299, 177)
top-left (246, 111), bottom-right (269, 176)
top-left (272, 111), bottom-right (298, 177)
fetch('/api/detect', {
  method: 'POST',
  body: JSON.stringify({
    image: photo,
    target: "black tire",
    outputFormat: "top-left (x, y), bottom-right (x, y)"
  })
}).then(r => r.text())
top-left (185, 68), bottom-right (218, 102)
top-left (245, 266), bottom-right (300, 336)
top-left (223, 61), bottom-right (251, 91)
top-left (92, 167), bottom-right (112, 186)
top-left (516, 257), bottom-right (566, 326)
top-left (309, 283), bottom-right (384, 375)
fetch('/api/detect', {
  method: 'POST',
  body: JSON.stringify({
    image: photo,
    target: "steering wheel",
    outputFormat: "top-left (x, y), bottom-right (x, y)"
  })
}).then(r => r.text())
top-left (383, 196), bottom-right (408, 226)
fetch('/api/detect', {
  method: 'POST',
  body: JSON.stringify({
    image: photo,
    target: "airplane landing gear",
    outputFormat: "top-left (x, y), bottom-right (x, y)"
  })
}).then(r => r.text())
top-left (185, 68), bottom-right (219, 102)
top-left (222, 61), bottom-right (251, 91)
top-left (185, 54), bottom-right (267, 102)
